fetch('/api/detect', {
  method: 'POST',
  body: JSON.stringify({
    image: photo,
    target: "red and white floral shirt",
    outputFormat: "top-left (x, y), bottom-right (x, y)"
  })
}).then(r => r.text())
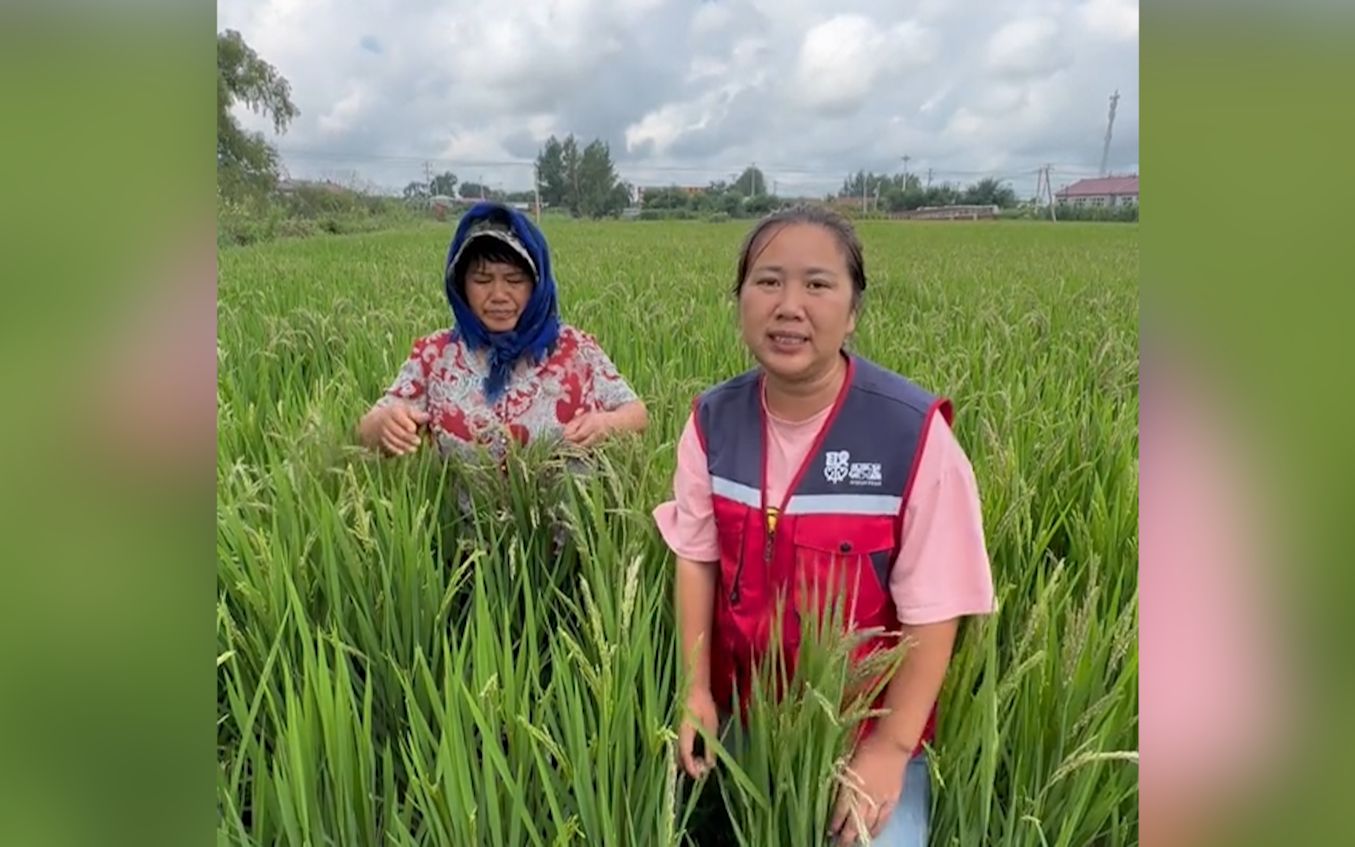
top-left (377, 325), bottom-right (639, 459)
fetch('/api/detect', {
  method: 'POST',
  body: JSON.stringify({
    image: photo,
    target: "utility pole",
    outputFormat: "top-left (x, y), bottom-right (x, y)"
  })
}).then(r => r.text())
top-left (926, 167), bottom-right (933, 188)
top-left (1100, 90), bottom-right (1120, 177)
top-left (534, 163), bottom-right (541, 223)
top-left (1038, 164), bottom-right (1058, 222)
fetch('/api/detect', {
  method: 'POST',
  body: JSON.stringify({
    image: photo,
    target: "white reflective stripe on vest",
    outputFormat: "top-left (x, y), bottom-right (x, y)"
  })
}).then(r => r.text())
top-left (784, 493), bottom-right (903, 516)
top-left (711, 475), bottom-right (761, 508)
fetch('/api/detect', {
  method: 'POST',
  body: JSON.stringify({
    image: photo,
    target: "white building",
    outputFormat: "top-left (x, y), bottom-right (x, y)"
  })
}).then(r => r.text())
top-left (1055, 175), bottom-right (1139, 208)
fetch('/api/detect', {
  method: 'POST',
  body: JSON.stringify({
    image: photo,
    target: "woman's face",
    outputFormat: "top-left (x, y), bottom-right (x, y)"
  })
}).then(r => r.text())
top-left (737, 222), bottom-right (857, 384)
top-left (464, 258), bottom-right (533, 332)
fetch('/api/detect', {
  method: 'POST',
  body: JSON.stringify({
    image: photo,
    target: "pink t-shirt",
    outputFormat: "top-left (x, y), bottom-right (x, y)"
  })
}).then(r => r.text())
top-left (653, 399), bottom-right (996, 625)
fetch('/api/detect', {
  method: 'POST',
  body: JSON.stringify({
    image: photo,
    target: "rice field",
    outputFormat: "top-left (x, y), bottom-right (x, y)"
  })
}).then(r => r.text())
top-left (217, 218), bottom-right (1139, 845)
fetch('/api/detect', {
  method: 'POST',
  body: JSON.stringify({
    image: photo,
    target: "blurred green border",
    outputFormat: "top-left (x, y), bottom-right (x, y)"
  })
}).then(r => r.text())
top-left (1143, 4), bottom-right (1355, 843)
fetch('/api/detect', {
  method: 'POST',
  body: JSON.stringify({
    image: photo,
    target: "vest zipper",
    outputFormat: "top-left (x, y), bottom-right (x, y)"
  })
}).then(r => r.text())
top-left (730, 547), bottom-right (745, 606)
top-left (731, 517), bottom-right (771, 607)
top-left (733, 511), bottom-right (778, 607)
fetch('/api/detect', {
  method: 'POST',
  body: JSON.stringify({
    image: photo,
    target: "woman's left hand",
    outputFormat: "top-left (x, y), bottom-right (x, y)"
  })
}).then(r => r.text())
top-left (828, 734), bottom-right (911, 845)
top-left (562, 410), bottom-right (613, 448)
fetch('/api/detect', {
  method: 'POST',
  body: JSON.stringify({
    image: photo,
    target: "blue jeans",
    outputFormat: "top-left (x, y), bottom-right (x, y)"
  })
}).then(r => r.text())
top-left (859, 753), bottom-right (931, 846)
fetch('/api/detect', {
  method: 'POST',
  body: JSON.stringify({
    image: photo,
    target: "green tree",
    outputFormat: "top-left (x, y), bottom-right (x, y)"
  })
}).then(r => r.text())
top-left (641, 186), bottom-right (692, 211)
top-left (561, 136), bottom-right (582, 215)
top-left (693, 179), bottom-right (737, 214)
top-left (961, 177), bottom-right (1018, 208)
top-left (880, 174), bottom-right (928, 211)
top-left (744, 193), bottom-right (777, 215)
top-left (535, 134), bottom-right (626, 216)
top-left (924, 183), bottom-right (962, 207)
top-left (734, 165), bottom-right (767, 197)
top-left (428, 171), bottom-right (458, 197)
top-left (716, 190), bottom-right (742, 216)
top-left (217, 29), bottom-right (299, 199)
top-left (535, 136), bottom-right (568, 207)
top-left (578, 140), bottom-right (624, 217)
top-left (402, 181), bottom-right (429, 202)
top-left (840, 170), bottom-right (897, 208)
top-left (747, 193), bottom-right (780, 216)
top-left (610, 181), bottom-right (635, 213)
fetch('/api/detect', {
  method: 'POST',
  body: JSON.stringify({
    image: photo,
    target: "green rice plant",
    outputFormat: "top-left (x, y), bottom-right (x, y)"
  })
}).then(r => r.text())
top-left (692, 583), bottom-right (912, 847)
top-left (218, 219), bottom-right (1139, 845)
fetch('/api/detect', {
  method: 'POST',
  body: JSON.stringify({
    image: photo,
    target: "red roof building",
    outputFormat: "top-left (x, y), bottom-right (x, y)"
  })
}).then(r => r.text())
top-left (1055, 175), bottom-right (1139, 208)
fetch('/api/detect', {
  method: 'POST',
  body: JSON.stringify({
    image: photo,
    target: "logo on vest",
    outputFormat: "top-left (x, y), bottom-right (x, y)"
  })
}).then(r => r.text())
top-left (824, 450), bottom-right (883, 486)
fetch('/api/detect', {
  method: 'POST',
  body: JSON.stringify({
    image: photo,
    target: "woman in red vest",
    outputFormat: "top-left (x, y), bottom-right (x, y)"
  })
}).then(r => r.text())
top-left (654, 206), bottom-right (995, 846)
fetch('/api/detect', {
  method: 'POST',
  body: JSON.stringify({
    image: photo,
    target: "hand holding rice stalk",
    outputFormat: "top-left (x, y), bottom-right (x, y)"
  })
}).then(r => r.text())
top-left (677, 580), bottom-right (914, 847)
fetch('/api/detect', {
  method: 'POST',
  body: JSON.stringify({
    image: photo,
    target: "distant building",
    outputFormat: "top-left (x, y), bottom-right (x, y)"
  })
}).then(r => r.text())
top-left (1055, 175), bottom-right (1139, 208)
top-left (899, 204), bottom-right (999, 221)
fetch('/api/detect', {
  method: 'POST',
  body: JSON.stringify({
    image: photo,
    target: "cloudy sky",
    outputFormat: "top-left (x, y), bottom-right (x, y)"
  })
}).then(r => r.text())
top-left (219, 0), bottom-right (1138, 199)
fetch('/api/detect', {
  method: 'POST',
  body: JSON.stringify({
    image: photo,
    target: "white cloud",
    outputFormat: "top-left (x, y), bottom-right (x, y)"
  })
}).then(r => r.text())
top-left (625, 102), bottom-right (709, 153)
top-left (944, 107), bottom-right (986, 141)
top-left (974, 82), bottom-right (1028, 115)
top-left (1079, 0), bottom-right (1138, 40)
top-left (218, 0), bottom-right (1137, 197)
top-left (442, 3), bottom-right (634, 106)
top-left (437, 128), bottom-right (512, 162)
top-left (692, 1), bottom-right (733, 34)
top-left (317, 84), bottom-right (369, 134)
top-left (730, 37), bottom-right (771, 68)
top-left (625, 33), bottom-right (772, 155)
top-left (919, 85), bottom-right (951, 114)
top-left (986, 17), bottom-right (1068, 77)
top-left (687, 56), bottom-right (729, 83)
top-left (941, 71), bottom-right (1079, 168)
top-left (792, 15), bottom-right (937, 114)
top-left (624, 79), bottom-right (751, 155)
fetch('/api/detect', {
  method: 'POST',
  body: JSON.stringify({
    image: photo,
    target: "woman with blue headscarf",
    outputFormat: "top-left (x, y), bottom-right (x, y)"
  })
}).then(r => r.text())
top-left (357, 201), bottom-right (648, 458)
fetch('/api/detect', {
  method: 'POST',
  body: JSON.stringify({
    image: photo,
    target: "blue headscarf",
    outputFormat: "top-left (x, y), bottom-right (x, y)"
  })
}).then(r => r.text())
top-left (444, 202), bottom-right (561, 402)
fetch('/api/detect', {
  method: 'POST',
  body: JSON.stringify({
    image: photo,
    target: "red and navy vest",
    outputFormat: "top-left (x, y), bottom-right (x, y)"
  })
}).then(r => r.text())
top-left (693, 353), bottom-right (953, 751)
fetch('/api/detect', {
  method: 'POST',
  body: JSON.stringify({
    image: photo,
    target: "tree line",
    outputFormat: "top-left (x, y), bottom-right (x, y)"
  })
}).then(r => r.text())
top-left (401, 134), bottom-right (635, 218)
top-left (837, 171), bottom-right (1019, 212)
top-left (634, 166), bottom-right (1023, 218)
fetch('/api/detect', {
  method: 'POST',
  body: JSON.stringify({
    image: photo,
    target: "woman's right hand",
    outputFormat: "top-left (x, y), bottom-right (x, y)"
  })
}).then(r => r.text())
top-left (361, 401), bottom-right (431, 455)
top-left (678, 685), bottom-right (719, 779)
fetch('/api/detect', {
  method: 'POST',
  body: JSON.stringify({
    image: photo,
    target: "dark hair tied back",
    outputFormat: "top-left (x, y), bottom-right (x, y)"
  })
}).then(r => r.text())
top-left (733, 204), bottom-right (867, 309)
